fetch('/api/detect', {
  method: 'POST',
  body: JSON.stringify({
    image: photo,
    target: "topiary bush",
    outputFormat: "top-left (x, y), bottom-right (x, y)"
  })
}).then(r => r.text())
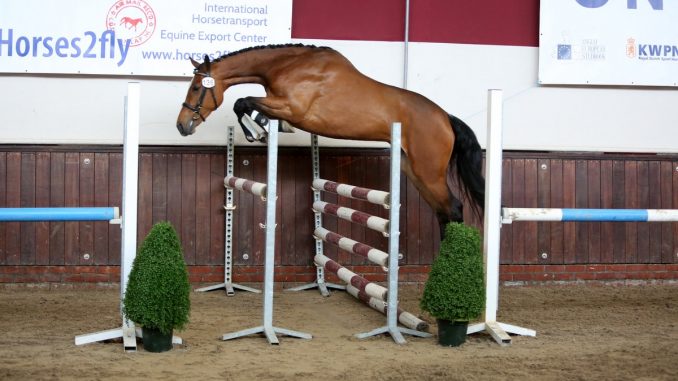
top-left (420, 222), bottom-right (485, 322)
top-left (123, 221), bottom-right (190, 335)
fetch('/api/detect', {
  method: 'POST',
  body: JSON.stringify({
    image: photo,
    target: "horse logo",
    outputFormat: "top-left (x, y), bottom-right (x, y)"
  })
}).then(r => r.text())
top-left (106, 0), bottom-right (156, 47)
top-left (120, 17), bottom-right (144, 31)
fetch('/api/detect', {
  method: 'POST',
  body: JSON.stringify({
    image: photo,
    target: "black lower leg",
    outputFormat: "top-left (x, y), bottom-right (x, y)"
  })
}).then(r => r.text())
top-left (450, 197), bottom-right (464, 223)
top-left (233, 98), bottom-right (260, 142)
top-left (438, 198), bottom-right (464, 240)
top-left (436, 213), bottom-right (450, 241)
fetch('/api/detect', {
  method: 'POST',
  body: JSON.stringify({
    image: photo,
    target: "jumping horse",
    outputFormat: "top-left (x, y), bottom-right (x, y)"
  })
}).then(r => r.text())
top-left (176, 44), bottom-right (485, 237)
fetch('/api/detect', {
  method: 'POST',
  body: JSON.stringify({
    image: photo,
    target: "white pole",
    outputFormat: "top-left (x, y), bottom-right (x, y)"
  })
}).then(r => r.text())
top-left (262, 119), bottom-right (279, 342)
top-left (467, 89), bottom-right (536, 345)
top-left (75, 82), bottom-right (142, 350)
top-left (120, 82), bottom-right (140, 351)
top-left (355, 123), bottom-right (431, 343)
top-left (402, 0), bottom-right (410, 89)
top-left (221, 121), bottom-right (311, 344)
top-left (121, 82), bottom-right (139, 311)
top-left (386, 122), bottom-right (403, 342)
top-left (483, 89), bottom-right (503, 322)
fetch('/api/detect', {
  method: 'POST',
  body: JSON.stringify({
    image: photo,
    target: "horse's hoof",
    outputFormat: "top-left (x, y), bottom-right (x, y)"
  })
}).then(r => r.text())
top-left (239, 114), bottom-right (267, 142)
top-left (252, 111), bottom-right (269, 128)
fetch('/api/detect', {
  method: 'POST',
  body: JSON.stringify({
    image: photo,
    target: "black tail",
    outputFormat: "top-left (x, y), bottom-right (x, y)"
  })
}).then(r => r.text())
top-left (449, 114), bottom-right (485, 219)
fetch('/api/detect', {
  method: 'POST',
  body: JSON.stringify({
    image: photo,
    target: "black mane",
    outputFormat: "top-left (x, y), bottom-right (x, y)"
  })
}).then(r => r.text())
top-left (213, 43), bottom-right (332, 62)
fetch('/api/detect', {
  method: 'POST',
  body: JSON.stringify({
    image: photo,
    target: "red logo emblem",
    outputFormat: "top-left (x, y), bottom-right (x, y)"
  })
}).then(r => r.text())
top-left (106, 0), bottom-right (156, 47)
top-left (626, 38), bottom-right (636, 58)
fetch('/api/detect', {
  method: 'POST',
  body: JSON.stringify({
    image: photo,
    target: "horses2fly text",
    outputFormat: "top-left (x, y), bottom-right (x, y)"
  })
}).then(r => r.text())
top-left (0, 29), bottom-right (131, 66)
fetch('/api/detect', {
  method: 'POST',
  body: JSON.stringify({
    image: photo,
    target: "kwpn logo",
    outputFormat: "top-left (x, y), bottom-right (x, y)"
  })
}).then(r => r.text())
top-left (558, 44), bottom-right (572, 60)
top-left (106, 0), bottom-right (156, 47)
top-left (627, 37), bottom-right (678, 61)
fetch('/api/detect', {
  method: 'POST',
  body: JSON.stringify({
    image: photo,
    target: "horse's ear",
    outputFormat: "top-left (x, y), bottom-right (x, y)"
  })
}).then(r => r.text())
top-left (203, 54), bottom-right (211, 71)
top-left (190, 58), bottom-right (200, 68)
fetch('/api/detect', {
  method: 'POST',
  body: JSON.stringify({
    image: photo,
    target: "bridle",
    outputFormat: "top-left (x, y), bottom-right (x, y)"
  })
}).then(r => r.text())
top-left (182, 62), bottom-right (218, 122)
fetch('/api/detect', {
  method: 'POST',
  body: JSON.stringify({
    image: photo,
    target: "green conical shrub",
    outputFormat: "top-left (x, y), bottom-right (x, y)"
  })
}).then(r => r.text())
top-left (420, 222), bottom-right (485, 322)
top-left (123, 222), bottom-right (191, 335)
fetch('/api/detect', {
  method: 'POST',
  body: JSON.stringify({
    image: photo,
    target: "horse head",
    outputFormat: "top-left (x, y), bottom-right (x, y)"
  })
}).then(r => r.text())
top-left (176, 55), bottom-right (225, 136)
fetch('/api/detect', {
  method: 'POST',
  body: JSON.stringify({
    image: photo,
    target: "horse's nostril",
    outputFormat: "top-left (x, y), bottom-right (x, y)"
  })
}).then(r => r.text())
top-left (177, 122), bottom-right (187, 136)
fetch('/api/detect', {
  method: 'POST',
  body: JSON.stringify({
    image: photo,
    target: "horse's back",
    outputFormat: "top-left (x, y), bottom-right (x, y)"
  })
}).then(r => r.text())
top-left (274, 46), bottom-right (450, 143)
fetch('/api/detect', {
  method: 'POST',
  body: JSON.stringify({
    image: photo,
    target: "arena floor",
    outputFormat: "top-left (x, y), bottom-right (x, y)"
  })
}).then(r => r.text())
top-left (0, 283), bottom-right (676, 380)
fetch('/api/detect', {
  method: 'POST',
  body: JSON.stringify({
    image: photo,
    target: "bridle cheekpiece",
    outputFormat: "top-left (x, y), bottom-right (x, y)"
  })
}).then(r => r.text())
top-left (182, 58), bottom-right (218, 122)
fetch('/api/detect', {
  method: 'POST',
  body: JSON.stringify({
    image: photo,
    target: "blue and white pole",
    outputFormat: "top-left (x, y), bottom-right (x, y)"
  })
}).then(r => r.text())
top-left (503, 208), bottom-right (678, 223)
top-left (0, 207), bottom-right (119, 222)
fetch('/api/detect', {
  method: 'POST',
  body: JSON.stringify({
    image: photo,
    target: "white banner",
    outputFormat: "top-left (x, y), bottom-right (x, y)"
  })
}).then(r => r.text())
top-left (0, 0), bottom-right (292, 77)
top-left (539, 0), bottom-right (678, 86)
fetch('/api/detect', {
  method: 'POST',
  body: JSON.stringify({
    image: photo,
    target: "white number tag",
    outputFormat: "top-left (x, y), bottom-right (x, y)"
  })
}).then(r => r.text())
top-left (201, 77), bottom-right (215, 88)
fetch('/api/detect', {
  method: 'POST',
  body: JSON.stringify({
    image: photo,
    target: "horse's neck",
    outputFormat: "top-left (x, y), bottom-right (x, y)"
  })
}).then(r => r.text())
top-left (213, 48), bottom-right (297, 81)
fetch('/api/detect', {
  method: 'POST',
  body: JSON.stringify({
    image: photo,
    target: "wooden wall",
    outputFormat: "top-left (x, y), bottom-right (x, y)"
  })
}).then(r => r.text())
top-left (0, 146), bottom-right (676, 269)
top-left (500, 153), bottom-right (677, 265)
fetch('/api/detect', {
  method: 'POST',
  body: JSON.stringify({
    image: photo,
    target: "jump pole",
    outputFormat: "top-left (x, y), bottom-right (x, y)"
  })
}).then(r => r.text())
top-left (0, 207), bottom-right (120, 222)
top-left (502, 208), bottom-right (678, 222)
top-left (466, 89), bottom-right (537, 346)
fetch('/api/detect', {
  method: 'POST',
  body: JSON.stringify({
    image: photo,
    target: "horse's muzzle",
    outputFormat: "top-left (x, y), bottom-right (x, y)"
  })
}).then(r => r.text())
top-left (176, 121), bottom-right (193, 136)
top-left (177, 119), bottom-right (197, 136)
top-left (177, 122), bottom-right (188, 136)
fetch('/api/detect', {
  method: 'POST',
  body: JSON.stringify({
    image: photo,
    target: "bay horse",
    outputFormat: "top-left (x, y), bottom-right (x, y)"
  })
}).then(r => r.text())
top-left (176, 44), bottom-right (485, 237)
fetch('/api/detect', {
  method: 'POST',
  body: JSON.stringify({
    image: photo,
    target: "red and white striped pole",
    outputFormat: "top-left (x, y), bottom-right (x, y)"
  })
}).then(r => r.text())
top-left (313, 253), bottom-right (387, 301)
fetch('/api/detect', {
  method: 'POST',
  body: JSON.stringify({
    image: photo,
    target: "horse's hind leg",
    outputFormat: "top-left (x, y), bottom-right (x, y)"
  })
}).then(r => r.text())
top-left (438, 193), bottom-right (464, 239)
top-left (402, 152), bottom-right (460, 240)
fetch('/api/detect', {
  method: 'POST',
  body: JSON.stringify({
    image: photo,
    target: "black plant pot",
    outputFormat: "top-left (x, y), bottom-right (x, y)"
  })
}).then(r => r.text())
top-left (142, 327), bottom-right (173, 353)
top-left (436, 319), bottom-right (468, 347)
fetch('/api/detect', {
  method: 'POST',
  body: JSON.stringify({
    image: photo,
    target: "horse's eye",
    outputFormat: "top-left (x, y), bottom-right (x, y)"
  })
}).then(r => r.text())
top-left (192, 85), bottom-right (200, 92)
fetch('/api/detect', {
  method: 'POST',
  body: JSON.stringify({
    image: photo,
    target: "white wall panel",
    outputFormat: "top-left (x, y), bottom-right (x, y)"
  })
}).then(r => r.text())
top-left (2, 39), bottom-right (677, 153)
top-left (407, 42), bottom-right (678, 153)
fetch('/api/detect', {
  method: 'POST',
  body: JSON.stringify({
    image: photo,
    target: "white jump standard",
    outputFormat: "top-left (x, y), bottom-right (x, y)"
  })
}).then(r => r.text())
top-left (220, 121), bottom-right (312, 345)
top-left (473, 89), bottom-right (678, 346)
top-left (196, 126), bottom-right (261, 296)
top-left (292, 123), bottom-right (431, 344)
top-left (466, 89), bottom-right (537, 346)
top-left (73, 83), bottom-right (183, 352)
top-left (354, 123), bottom-right (430, 344)
top-left (286, 134), bottom-right (345, 296)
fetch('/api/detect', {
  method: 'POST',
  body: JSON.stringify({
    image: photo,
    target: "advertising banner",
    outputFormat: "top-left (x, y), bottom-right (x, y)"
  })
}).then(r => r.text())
top-left (0, 0), bottom-right (292, 77)
top-left (539, 0), bottom-right (677, 86)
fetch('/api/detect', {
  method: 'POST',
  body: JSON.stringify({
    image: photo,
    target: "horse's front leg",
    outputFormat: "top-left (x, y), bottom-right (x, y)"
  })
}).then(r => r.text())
top-left (233, 98), bottom-right (270, 142)
top-left (236, 96), bottom-right (299, 138)
top-left (243, 96), bottom-right (299, 122)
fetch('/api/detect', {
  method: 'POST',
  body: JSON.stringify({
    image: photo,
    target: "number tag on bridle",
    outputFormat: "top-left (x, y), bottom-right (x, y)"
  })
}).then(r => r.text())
top-left (201, 77), bottom-right (215, 88)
